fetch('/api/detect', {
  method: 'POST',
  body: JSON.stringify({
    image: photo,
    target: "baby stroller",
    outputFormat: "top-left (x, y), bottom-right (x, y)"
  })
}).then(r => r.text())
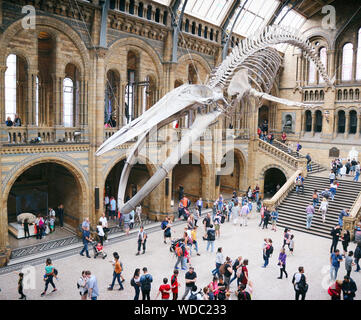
top-left (92, 241), bottom-right (107, 259)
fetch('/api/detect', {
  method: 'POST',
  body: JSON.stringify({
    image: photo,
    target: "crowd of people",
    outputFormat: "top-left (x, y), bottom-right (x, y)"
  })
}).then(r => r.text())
top-left (21, 205), bottom-right (65, 240)
top-left (328, 158), bottom-right (361, 182)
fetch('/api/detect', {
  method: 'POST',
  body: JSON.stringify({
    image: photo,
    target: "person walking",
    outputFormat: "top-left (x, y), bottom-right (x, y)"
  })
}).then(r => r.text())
top-left (122, 211), bottom-right (131, 235)
top-left (41, 258), bottom-right (57, 296)
top-left (231, 202), bottom-right (240, 225)
top-left (270, 207), bottom-right (278, 232)
top-left (140, 267), bottom-right (153, 300)
top-left (131, 268), bottom-right (141, 300)
top-left (306, 153), bottom-right (312, 172)
top-left (330, 225), bottom-right (341, 253)
top-left (277, 248), bottom-right (288, 279)
top-left (262, 239), bottom-right (273, 268)
top-left (23, 218), bottom-right (31, 239)
top-left (17, 272), bottom-right (26, 300)
top-left (80, 226), bottom-right (92, 258)
top-left (295, 173), bottom-right (304, 193)
top-left (196, 197), bottom-right (203, 216)
top-left (56, 204), bottom-right (64, 228)
top-left (77, 271), bottom-right (88, 300)
top-left (109, 196), bottom-right (117, 220)
top-left (262, 207), bottom-right (270, 229)
top-left (305, 203), bottom-right (314, 229)
top-left (108, 252), bottom-right (124, 291)
top-left (230, 256), bottom-right (242, 285)
top-left (292, 266), bottom-right (308, 300)
top-left (238, 259), bottom-right (249, 289)
top-left (162, 216), bottom-right (172, 244)
top-left (312, 189), bottom-right (319, 208)
top-left (212, 247), bottom-right (224, 277)
top-left (289, 235), bottom-right (295, 255)
top-left (205, 224), bottom-right (216, 253)
top-left (136, 226), bottom-right (147, 255)
top-left (318, 197), bottom-right (328, 223)
top-left (213, 211), bottom-right (222, 238)
top-left (190, 226), bottom-right (200, 256)
top-left (345, 251), bottom-right (354, 278)
top-left (202, 212), bottom-right (211, 236)
top-left (182, 266), bottom-right (197, 300)
top-left (170, 269), bottom-right (180, 300)
top-left (96, 222), bottom-right (105, 246)
top-left (341, 229), bottom-right (351, 257)
top-left (86, 271), bottom-right (99, 300)
top-left (223, 257), bottom-right (233, 289)
top-left (330, 249), bottom-right (343, 281)
top-left (354, 242), bottom-right (361, 272)
top-left (338, 209), bottom-right (349, 228)
top-left (240, 202), bottom-right (250, 227)
top-left (99, 213), bottom-right (109, 243)
top-left (341, 275), bottom-right (357, 300)
top-left (354, 162), bottom-right (360, 182)
top-left (155, 278), bottom-right (171, 300)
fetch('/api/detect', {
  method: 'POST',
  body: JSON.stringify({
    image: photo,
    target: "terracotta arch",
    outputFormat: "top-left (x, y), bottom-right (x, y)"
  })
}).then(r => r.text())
top-left (177, 53), bottom-right (212, 73)
top-left (0, 15), bottom-right (90, 77)
top-left (4, 49), bottom-right (32, 70)
top-left (106, 37), bottom-right (163, 82)
top-left (3, 156), bottom-right (90, 233)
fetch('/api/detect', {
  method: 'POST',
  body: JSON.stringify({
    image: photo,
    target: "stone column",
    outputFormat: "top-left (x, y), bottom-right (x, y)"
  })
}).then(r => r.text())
top-left (333, 112), bottom-right (338, 138)
top-left (52, 73), bottom-right (65, 141)
top-left (95, 48), bottom-right (107, 146)
top-left (311, 112), bottom-right (316, 136)
top-left (0, 64), bottom-right (7, 143)
top-left (300, 111), bottom-right (305, 137)
top-left (328, 50), bottom-right (336, 81)
top-left (344, 111), bottom-right (350, 139)
top-left (26, 69), bottom-right (39, 141)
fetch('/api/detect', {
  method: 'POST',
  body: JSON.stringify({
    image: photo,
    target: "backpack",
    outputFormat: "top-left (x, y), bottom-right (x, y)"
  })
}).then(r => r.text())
top-left (142, 275), bottom-right (152, 291)
top-left (297, 274), bottom-right (308, 293)
top-left (161, 221), bottom-right (167, 230)
top-left (221, 215), bottom-right (225, 224)
top-left (217, 289), bottom-right (226, 300)
top-left (207, 229), bottom-right (215, 241)
top-left (130, 278), bottom-right (136, 287)
top-left (236, 267), bottom-right (244, 280)
top-left (219, 263), bottom-right (226, 275)
top-left (267, 245), bottom-right (274, 256)
top-left (175, 246), bottom-right (183, 257)
top-left (354, 246), bottom-right (361, 259)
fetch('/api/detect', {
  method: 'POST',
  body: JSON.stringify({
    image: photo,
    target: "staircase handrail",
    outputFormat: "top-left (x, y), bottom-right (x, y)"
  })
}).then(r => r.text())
top-left (263, 169), bottom-right (303, 209)
top-left (257, 139), bottom-right (305, 170)
top-left (274, 139), bottom-right (327, 170)
top-left (344, 189), bottom-right (361, 240)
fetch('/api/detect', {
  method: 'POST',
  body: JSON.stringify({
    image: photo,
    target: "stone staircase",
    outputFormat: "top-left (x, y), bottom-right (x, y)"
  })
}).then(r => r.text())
top-left (276, 174), bottom-right (361, 239)
top-left (272, 139), bottom-right (326, 174)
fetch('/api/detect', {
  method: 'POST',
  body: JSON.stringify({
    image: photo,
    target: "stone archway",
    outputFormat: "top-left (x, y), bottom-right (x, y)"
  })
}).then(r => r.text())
top-left (263, 167), bottom-right (287, 198)
top-left (2, 157), bottom-right (89, 248)
top-left (219, 148), bottom-right (246, 196)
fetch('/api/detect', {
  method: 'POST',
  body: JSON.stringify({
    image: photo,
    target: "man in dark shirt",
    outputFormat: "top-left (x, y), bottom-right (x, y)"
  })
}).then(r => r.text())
top-left (341, 275), bottom-right (357, 300)
top-left (237, 283), bottom-right (251, 300)
top-left (80, 227), bottom-right (91, 258)
top-left (182, 266), bottom-right (197, 300)
top-left (330, 225), bottom-right (341, 253)
top-left (202, 212), bottom-right (211, 236)
top-left (56, 204), bottom-right (64, 227)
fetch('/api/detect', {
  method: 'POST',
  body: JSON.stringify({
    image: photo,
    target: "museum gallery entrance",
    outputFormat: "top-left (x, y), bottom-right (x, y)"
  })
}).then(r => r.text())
top-left (7, 163), bottom-right (83, 249)
top-left (105, 159), bottom-right (152, 217)
top-left (263, 168), bottom-right (287, 198)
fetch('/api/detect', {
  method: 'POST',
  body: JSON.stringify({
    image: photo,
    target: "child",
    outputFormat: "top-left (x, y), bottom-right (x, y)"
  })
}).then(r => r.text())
top-left (49, 217), bottom-right (55, 233)
top-left (94, 242), bottom-right (107, 259)
top-left (156, 278), bottom-right (171, 300)
top-left (18, 273), bottom-right (26, 300)
top-left (289, 235), bottom-right (294, 255)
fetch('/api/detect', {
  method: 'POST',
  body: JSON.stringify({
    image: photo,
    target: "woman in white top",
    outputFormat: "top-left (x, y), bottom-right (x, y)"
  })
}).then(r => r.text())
top-left (77, 271), bottom-right (88, 300)
top-left (231, 203), bottom-right (240, 225)
top-left (318, 197), bottom-right (328, 223)
top-left (96, 222), bottom-right (105, 245)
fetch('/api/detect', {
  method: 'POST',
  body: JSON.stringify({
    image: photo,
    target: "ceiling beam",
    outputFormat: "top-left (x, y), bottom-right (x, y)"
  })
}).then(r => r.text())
top-left (99, 0), bottom-right (110, 48)
top-left (171, 0), bottom-right (188, 63)
top-left (220, 0), bottom-right (241, 30)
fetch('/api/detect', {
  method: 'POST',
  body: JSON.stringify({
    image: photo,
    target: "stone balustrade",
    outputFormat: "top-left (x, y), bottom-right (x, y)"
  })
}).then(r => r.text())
top-left (104, 128), bottom-right (118, 140)
top-left (257, 138), bottom-right (304, 170)
top-left (344, 190), bottom-right (361, 240)
top-left (263, 169), bottom-right (303, 209)
top-left (6, 127), bottom-right (27, 144)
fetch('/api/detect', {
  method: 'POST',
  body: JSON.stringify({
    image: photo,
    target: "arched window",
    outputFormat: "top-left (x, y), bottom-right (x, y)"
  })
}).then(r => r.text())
top-left (304, 91), bottom-right (308, 101)
top-left (125, 51), bottom-right (137, 124)
top-left (338, 110), bottom-right (346, 133)
top-left (210, 29), bottom-right (214, 41)
top-left (119, 0), bottom-right (125, 11)
top-left (188, 64), bottom-right (198, 84)
top-left (356, 89), bottom-right (360, 100)
top-left (315, 90), bottom-right (319, 101)
top-left (204, 26), bottom-right (208, 39)
top-left (146, 5), bottom-right (152, 20)
top-left (155, 8), bottom-right (160, 23)
top-left (350, 110), bottom-right (357, 134)
top-left (315, 110), bottom-right (322, 132)
top-left (105, 70), bottom-right (120, 127)
top-left (163, 11), bottom-right (168, 25)
top-left (138, 2), bottom-right (143, 17)
top-left (338, 89), bottom-right (342, 100)
top-left (305, 110), bottom-right (312, 132)
top-left (350, 89), bottom-right (354, 100)
top-left (198, 24), bottom-right (202, 37)
top-left (310, 91), bottom-right (314, 101)
top-left (342, 43), bottom-right (353, 81)
top-left (191, 22), bottom-right (196, 34)
top-left (320, 90), bottom-right (324, 100)
top-left (319, 47), bottom-right (327, 83)
top-left (5, 54), bottom-right (17, 121)
top-left (308, 60), bottom-right (316, 84)
top-left (344, 89), bottom-right (348, 100)
top-left (129, 0), bottom-right (135, 14)
top-left (356, 28), bottom-right (361, 80)
top-left (63, 78), bottom-right (74, 127)
top-left (185, 19), bottom-right (189, 32)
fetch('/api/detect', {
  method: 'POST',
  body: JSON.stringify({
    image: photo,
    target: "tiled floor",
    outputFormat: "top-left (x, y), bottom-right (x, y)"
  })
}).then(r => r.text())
top-left (0, 208), bottom-right (360, 300)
